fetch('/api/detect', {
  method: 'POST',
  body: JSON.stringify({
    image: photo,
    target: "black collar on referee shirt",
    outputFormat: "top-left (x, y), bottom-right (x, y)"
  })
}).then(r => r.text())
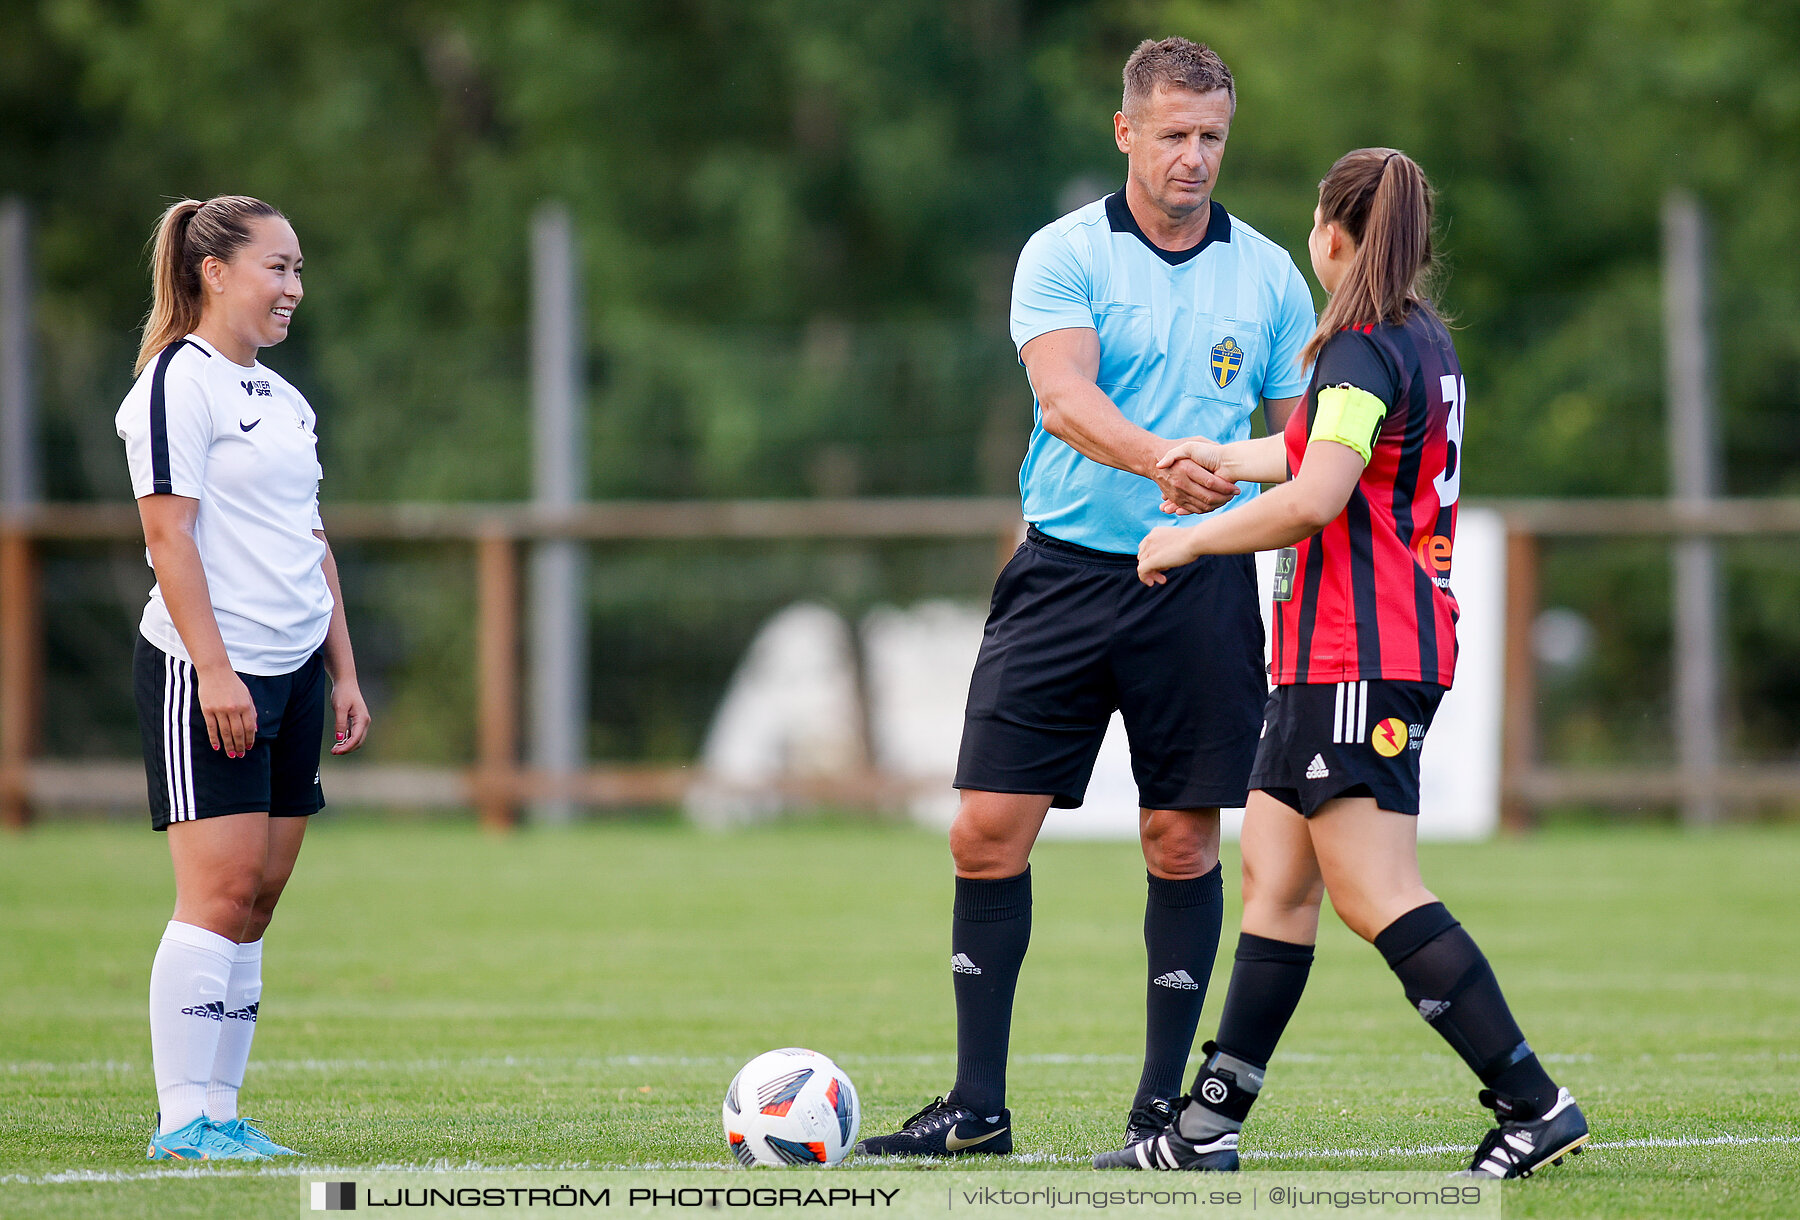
top-left (1105, 188), bottom-right (1232, 265)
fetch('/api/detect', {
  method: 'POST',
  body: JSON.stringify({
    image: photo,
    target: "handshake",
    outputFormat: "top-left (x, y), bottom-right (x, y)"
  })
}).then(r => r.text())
top-left (1151, 438), bottom-right (1236, 516)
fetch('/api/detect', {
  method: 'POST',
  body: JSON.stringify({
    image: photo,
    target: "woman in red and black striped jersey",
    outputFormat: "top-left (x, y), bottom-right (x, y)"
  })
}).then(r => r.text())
top-left (1095, 150), bottom-right (1588, 1178)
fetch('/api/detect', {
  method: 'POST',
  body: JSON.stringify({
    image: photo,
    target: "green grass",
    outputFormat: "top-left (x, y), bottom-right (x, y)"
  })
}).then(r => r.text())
top-left (2, 819), bottom-right (1796, 1218)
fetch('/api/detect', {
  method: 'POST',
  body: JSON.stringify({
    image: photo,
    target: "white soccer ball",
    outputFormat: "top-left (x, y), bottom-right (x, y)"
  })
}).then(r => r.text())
top-left (722, 1048), bottom-right (860, 1166)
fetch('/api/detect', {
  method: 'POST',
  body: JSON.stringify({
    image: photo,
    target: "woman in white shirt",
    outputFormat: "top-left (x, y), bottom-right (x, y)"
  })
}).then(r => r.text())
top-left (116, 195), bottom-right (369, 1161)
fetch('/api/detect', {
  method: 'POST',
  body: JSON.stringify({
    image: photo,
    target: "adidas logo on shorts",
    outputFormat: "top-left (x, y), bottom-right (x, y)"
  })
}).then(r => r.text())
top-left (951, 953), bottom-right (983, 975)
top-left (1152, 970), bottom-right (1201, 990)
top-left (1305, 753), bottom-right (1330, 779)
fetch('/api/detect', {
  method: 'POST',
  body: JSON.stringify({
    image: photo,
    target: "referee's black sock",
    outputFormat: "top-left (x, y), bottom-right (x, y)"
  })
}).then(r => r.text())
top-left (948, 869), bottom-right (1031, 1119)
top-left (1133, 866), bottom-right (1223, 1110)
top-left (1374, 902), bottom-right (1559, 1119)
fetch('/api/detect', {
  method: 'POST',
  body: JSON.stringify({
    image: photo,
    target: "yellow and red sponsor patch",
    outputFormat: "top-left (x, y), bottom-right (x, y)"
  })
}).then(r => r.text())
top-left (1371, 717), bottom-right (1409, 757)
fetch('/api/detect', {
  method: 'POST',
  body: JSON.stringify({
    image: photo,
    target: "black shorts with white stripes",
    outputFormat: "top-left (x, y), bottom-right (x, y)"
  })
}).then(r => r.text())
top-left (1247, 679), bottom-right (1446, 817)
top-left (133, 633), bottom-right (327, 831)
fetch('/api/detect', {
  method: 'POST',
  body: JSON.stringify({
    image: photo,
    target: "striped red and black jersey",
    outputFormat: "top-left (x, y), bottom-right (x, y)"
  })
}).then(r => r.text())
top-left (1269, 308), bottom-right (1465, 687)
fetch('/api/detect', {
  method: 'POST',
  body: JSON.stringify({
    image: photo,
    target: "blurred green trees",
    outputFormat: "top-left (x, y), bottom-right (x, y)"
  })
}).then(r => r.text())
top-left (5, 0), bottom-right (1799, 774)
top-left (8, 0), bottom-right (1798, 504)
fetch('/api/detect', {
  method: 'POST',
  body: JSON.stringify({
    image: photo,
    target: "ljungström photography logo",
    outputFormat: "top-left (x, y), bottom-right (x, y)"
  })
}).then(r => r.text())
top-left (311, 1181), bottom-right (356, 1211)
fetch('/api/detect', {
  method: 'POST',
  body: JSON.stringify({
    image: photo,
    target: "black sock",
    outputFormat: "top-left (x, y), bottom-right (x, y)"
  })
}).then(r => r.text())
top-left (1374, 902), bottom-right (1559, 1117)
top-left (1133, 866), bottom-right (1224, 1108)
top-left (948, 869), bottom-right (1031, 1118)
top-left (1214, 932), bottom-right (1315, 1067)
top-left (1174, 934), bottom-right (1312, 1141)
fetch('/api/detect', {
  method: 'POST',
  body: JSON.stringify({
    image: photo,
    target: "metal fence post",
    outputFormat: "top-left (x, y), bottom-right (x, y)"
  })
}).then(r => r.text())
top-left (1663, 191), bottom-right (1723, 825)
top-left (529, 203), bottom-right (587, 824)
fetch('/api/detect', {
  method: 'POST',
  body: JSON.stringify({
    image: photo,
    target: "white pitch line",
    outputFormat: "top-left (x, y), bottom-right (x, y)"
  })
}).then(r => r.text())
top-left (2, 1053), bottom-right (1149, 1074)
top-left (13, 1050), bottom-right (1795, 1074)
top-left (5, 1134), bottom-right (1798, 1187)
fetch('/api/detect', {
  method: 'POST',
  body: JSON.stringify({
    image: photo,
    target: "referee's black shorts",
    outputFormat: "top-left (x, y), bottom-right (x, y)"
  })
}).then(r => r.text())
top-left (133, 633), bottom-right (328, 832)
top-left (954, 526), bottom-right (1266, 811)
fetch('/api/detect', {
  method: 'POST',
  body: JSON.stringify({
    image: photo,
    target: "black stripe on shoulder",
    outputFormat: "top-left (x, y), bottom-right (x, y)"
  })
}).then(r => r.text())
top-left (147, 338), bottom-right (211, 494)
top-left (147, 342), bottom-right (191, 494)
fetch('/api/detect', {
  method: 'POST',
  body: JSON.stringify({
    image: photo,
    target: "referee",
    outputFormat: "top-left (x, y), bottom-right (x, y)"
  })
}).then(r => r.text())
top-left (857, 38), bottom-right (1315, 1158)
top-left (118, 196), bottom-right (369, 1161)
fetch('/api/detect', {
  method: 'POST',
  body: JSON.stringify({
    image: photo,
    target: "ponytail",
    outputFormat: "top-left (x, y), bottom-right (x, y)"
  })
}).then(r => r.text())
top-left (1301, 149), bottom-right (1440, 366)
top-left (136, 195), bottom-right (285, 376)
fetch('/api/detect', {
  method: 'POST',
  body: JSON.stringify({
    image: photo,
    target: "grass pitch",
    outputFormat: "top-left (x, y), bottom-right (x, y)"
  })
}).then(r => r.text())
top-left (1, 818), bottom-right (1796, 1218)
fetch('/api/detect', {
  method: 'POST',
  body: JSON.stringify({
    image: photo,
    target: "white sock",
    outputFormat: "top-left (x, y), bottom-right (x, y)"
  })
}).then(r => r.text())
top-left (207, 938), bottom-right (263, 1123)
top-left (149, 920), bottom-right (236, 1133)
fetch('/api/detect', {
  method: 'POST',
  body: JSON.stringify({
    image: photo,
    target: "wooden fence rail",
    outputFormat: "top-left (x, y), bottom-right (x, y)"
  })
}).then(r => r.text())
top-left (4, 497), bottom-right (1799, 831)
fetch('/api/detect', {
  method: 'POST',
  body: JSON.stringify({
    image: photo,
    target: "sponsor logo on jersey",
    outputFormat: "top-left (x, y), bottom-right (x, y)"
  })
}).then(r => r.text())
top-left (241, 380), bottom-right (272, 397)
top-left (1414, 533), bottom-right (1454, 587)
top-left (1209, 336), bottom-right (1244, 389)
top-left (1371, 718), bottom-right (1409, 757)
top-left (239, 418), bottom-right (261, 432)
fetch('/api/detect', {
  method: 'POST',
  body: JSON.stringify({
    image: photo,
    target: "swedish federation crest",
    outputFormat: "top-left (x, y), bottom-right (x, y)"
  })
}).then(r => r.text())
top-left (1210, 336), bottom-right (1245, 389)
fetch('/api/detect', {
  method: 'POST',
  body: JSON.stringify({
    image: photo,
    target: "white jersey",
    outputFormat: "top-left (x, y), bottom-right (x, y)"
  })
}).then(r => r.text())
top-left (116, 334), bottom-right (333, 676)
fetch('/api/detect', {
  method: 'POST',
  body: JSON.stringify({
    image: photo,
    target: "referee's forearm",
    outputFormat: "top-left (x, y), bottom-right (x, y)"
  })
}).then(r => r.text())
top-left (1040, 384), bottom-right (1164, 478)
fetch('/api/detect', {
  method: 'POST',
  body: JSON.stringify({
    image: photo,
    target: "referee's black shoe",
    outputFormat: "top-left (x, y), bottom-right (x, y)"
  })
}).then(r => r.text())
top-left (1463, 1088), bottom-right (1589, 1179)
top-left (1122, 1096), bottom-right (1176, 1148)
top-left (853, 1096), bottom-right (1012, 1158)
top-left (1093, 1097), bottom-right (1239, 1171)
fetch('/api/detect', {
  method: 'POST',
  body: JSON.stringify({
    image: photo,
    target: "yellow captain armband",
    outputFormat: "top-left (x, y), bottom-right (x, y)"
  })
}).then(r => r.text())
top-left (1309, 384), bottom-right (1388, 463)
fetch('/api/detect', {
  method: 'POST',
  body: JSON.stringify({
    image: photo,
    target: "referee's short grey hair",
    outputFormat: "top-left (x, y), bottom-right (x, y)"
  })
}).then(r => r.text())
top-left (1122, 37), bottom-right (1235, 118)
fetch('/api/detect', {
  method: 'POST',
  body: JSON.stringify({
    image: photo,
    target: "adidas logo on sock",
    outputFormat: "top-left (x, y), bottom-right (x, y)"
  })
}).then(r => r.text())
top-left (224, 1001), bottom-right (259, 1022)
top-left (1417, 998), bottom-right (1451, 1021)
top-left (1152, 970), bottom-right (1201, 990)
top-left (951, 953), bottom-right (983, 975)
top-left (180, 1001), bottom-right (225, 1021)
top-left (1305, 753), bottom-right (1330, 779)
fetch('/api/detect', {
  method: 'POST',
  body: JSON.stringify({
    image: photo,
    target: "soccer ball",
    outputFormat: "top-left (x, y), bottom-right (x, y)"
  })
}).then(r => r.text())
top-left (722, 1048), bottom-right (860, 1166)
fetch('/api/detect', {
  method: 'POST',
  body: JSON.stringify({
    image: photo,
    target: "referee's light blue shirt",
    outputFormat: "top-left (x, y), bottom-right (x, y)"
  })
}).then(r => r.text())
top-left (1011, 192), bottom-right (1316, 555)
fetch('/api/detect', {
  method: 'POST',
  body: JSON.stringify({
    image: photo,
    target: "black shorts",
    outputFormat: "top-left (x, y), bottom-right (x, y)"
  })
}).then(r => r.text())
top-left (954, 526), bottom-right (1266, 811)
top-left (133, 633), bottom-right (328, 832)
top-left (1248, 679), bottom-right (1446, 817)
